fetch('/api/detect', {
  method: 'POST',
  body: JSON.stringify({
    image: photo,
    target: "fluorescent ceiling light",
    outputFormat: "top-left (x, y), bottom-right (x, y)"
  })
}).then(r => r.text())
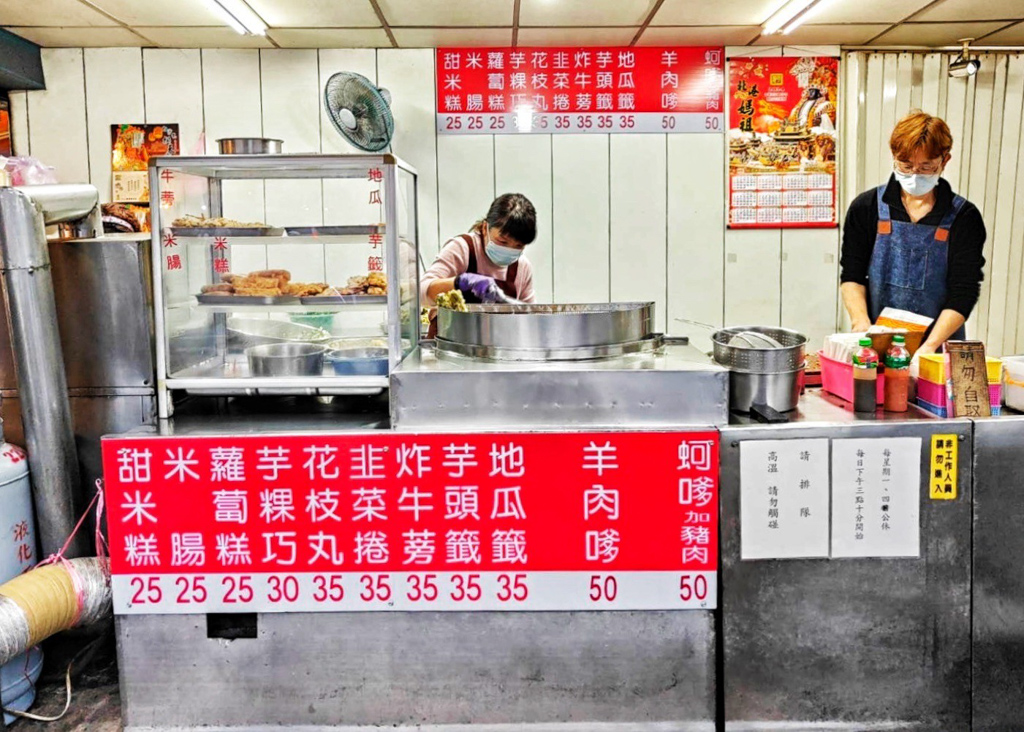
top-left (202, 0), bottom-right (267, 35)
top-left (762, 0), bottom-right (829, 35)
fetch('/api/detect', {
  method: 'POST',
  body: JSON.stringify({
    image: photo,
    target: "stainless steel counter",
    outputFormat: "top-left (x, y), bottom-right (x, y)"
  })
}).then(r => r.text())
top-left (391, 341), bottom-right (729, 429)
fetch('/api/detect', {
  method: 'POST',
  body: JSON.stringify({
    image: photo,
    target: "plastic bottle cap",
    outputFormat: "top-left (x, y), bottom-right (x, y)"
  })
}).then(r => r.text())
top-left (859, 337), bottom-right (872, 347)
top-left (893, 334), bottom-right (905, 344)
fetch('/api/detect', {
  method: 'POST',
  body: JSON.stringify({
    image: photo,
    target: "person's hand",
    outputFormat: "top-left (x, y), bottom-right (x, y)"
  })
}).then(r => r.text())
top-left (914, 342), bottom-right (937, 359)
top-left (455, 273), bottom-right (504, 303)
top-left (851, 318), bottom-right (872, 333)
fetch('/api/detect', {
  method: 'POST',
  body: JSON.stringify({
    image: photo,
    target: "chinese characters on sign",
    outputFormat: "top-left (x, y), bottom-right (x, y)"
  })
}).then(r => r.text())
top-left (739, 439), bottom-right (829, 560)
top-left (436, 47), bottom-right (724, 135)
top-left (831, 438), bottom-right (921, 558)
top-left (946, 341), bottom-right (993, 418)
top-left (728, 57), bottom-right (838, 228)
top-left (929, 435), bottom-right (958, 500)
top-left (103, 432), bottom-right (719, 614)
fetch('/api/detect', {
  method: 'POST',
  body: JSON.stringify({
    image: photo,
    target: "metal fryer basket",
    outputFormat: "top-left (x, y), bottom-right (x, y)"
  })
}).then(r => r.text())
top-left (712, 325), bottom-right (807, 373)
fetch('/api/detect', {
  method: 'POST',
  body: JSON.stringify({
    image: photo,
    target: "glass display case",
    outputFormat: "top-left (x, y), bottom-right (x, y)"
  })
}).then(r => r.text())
top-left (148, 154), bottom-right (419, 418)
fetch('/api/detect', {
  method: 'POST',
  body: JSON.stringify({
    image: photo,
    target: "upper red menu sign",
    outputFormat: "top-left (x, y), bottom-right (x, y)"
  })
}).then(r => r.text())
top-left (436, 47), bottom-right (725, 135)
top-left (102, 431), bottom-right (718, 614)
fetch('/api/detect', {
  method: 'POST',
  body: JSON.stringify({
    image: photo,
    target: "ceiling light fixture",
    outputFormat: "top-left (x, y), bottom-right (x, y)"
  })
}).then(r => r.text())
top-left (762, 0), bottom-right (832, 35)
top-left (949, 38), bottom-right (981, 78)
top-left (202, 0), bottom-right (267, 36)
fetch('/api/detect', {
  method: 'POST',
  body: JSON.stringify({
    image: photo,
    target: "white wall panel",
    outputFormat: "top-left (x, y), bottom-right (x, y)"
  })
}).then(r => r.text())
top-left (862, 54), bottom-right (885, 190)
top-left (986, 56), bottom-right (1024, 355)
top-left (27, 49), bottom-right (89, 184)
top-left (143, 49), bottom-right (204, 155)
top-left (552, 134), bottom-right (609, 304)
top-left (261, 47), bottom-right (324, 271)
top-left (377, 49), bottom-right (439, 257)
top-left (84, 48), bottom-right (145, 203)
top-left (8, 92), bottom-right (29, 157)
top-left (876, 54), bottom-right (899, 184)
top-left (969, 57), bottom-right (1005, 342)
top-left (782, 229), bottom-right (837, 348)
top-left (436, 134), bottom-right (494, 249)
top-left (943, 73), bottom-right (970, 192)
top-left (494, 135), bottom-right (553, 304)
top-left (894, 53), bottom-right (913, 121)
top-left (725, 229), bottom-right (780, 327)
top-left (920, 54), bottom-right (941, 116)
top-left (610, 135), bottom-right (667, 331)
top-left (667, 134), bottom-right (724, 345)
top-left (201, 49), bottom-right (265, 233)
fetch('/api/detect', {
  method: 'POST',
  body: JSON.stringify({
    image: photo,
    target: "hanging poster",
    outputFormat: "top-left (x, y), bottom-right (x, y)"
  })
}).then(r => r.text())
top-left (110, 124), bottom-right (180, 232)
top-left (727, 57), bottom-right (838, 228)
top-left (436, 47), bottom-right (724, 135)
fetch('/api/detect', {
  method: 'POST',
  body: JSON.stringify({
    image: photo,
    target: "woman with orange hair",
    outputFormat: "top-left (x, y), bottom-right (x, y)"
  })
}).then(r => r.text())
top-left (840, 111), bottom-right (986, 354)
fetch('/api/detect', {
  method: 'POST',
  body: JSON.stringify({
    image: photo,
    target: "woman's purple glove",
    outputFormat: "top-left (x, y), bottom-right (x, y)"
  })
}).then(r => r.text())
top-left (455, 273), bottom-right (505, 303)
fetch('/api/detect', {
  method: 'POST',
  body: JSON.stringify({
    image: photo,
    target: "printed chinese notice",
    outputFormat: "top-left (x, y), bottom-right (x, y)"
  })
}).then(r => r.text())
top-left (103, 431), bottom-right (719, 614)
top-left (739, 439), bottom-right (829, 560)
top-left (831, 438), bottom-right (921, 558)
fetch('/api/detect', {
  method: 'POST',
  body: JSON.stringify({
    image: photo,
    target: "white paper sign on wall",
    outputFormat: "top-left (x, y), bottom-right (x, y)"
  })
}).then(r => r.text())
top-left (740, 439), bottom-right (830, 560)
top-left (830, 437), bottom-right (921, 559)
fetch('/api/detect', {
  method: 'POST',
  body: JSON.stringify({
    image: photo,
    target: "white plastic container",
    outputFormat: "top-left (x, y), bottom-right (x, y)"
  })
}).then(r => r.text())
top-left (1003, 356), bottom-right (1024, 412)
top-left (0, 440), bottom-right (43, 723)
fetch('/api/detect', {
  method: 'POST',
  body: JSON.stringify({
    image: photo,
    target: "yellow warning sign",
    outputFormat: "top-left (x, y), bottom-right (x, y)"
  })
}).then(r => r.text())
top-left (929, 434), bottom-right (957, 500)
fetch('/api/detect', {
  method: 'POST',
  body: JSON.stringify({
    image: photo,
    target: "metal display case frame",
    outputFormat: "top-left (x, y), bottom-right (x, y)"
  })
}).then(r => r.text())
top-left (148, 153), bottom-right (418, 418)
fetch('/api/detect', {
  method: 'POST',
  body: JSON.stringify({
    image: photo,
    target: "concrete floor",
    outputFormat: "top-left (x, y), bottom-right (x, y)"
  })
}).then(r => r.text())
top-left (13, 626), bottom-right (121, 732)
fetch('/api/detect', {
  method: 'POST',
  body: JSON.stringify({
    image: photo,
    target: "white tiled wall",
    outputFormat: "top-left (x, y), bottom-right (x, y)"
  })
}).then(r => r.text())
top-left (14, 45), bottom-right (855, 346)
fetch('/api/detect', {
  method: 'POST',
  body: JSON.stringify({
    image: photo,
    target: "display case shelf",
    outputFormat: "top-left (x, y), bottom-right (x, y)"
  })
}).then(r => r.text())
top-left (171, 224), bottom-right (385, 239)
top-left (150, 153), bottom-right (420, 418)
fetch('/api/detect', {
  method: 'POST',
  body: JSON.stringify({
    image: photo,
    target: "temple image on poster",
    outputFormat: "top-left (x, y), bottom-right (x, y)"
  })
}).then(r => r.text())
top-left (728, 57), bottom-right (838, 228)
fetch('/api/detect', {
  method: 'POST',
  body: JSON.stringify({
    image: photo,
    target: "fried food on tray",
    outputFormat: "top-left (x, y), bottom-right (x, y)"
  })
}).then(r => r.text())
top-left (366, 271), bottom-right (387, 288)
top-left (200, 283), bottom-right (234, 294)
top-left (347, 275), bottom-right (369, 289)
top-left (283, 282), bottom-right (328, 297)
top-left (172, 214), bottom-right (268, 229)
top-left (435, 289), bottom-right (467, 312)
top-left (366, 286), bottom-right (386, 296)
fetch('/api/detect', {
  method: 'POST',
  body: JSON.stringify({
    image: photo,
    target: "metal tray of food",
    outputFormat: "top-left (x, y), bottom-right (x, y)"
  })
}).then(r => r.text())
top-left (197, 294), bottom-right (300, 305)
top-left (436, 302), bottom-right (655, 356)
top-left (284, 225), bottom-right (385, 237)
top-left (299, 295), bottom-right (387, 305)
top-left (171, 227), bottom-right (285, 237)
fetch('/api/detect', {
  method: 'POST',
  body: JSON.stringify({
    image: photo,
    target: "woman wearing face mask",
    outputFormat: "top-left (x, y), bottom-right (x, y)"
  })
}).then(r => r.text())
top-left (421, 192), bottom-right (536, 307)
top-left (840, 111), bottom-right (986, 356)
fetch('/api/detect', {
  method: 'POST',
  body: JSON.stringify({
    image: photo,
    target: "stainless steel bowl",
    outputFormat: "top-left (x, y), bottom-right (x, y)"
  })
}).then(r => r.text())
top-left (728, 369), bottom-right (803, 413)
top-left (217, 137), bottom-right (283, 155)
top-left (246, 343), bottom-right (326, 377)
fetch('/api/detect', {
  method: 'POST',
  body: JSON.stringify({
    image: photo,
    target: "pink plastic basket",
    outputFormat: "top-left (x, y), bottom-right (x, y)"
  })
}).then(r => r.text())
top-left (819, 350), bottom-right (884, 405)
top-left (916, 379), bottom-right (1001, 412)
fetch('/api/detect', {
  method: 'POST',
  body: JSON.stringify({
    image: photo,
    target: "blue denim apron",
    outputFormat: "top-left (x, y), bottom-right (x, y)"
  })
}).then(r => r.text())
top-left (867, 185), bottom-right (967, 340)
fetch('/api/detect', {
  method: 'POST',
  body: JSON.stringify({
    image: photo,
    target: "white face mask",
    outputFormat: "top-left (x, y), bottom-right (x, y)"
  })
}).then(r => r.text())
top-left (894, 168), bottom-right (940, 197)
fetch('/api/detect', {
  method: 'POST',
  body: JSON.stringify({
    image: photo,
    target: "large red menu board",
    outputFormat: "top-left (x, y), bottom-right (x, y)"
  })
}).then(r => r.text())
top-left (436, 47), bottom-right (724, 135)
top-left (103, 431), bottom-right (719, 613)
top-left (727, 57), bottom-right (839, 228)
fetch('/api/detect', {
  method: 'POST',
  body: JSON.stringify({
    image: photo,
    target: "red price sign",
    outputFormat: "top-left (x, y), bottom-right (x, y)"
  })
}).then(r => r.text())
top-left (103, 431), bottom-right (718, 613)
top-left (436, 47), bottom-right (724, 135)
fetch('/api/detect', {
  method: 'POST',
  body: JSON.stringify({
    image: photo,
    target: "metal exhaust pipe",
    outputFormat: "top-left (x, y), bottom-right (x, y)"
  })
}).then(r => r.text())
top-left (0, 185), bottom-right (94, 559)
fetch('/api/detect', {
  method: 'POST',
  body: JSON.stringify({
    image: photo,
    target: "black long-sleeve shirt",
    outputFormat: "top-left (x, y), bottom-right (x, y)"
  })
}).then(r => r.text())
top-left (840, 175), bottom-right (986, 318)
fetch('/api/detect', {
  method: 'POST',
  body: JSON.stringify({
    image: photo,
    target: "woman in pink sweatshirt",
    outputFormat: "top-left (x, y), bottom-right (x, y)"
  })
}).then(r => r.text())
top-left (420, 193), bottom-right (537, 306)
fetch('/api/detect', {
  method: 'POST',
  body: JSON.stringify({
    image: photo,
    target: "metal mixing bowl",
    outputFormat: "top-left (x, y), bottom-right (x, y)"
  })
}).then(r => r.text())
top-left (217, 137), bottom-right (283, 154)
top-left (246, 343), bottom-right (326, 377)
top-left (227, 317), bottom-right (331, 351)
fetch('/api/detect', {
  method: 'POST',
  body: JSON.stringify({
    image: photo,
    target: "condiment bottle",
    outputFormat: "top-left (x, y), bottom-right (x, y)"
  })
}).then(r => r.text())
top-left (883, 335), bottom-right (911, 412)
top-left (852, 337), bottom-right (879, 413)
